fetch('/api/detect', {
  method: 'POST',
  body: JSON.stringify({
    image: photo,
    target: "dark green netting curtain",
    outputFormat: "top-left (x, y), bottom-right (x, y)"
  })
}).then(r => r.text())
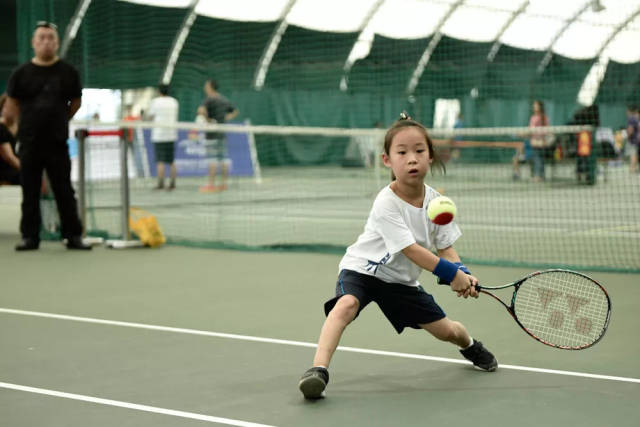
top-left (174, 17), bottom-right (275, 92)
top-left (265, 25), bottom-right (358, 90)
top-left (480, 44), bottom-right (543, 100)
top-left (348, 34), bottom-right (428, 94)
top-left (171, 16), bottom-right (277, 121)
top-left (12, 1), bottom-right (640, 271)
top-left (597, 61), bottom-right (640, 105)
top-left (13, 1), bottom-right (638, 143)
top-left (223, 89), bottom-right (435, 166)
top-left (65, 0), bottom-right (184, 89)
top-left (596, 61), bottom-right (640, 129)
top-left (241, 25), bottom-right (358, 165)
top-left (532, 55), bottom-right (594, 103)
top-left (415, 36), bottom-right (493, 100)
top-left (0, 0), bottom-right (18, 92)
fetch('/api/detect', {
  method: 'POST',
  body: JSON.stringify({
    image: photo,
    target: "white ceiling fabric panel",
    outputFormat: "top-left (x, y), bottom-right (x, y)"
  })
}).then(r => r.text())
top-left (553, 21), bottom-right (610, 59)
top-left (442, 6), bottom-right (511, 41)
top-left (525, 0), bottom-right (585, 19)
top-left (119, 0), bottom-right (640, 62)
top-left (287, 0), bottom-right (375, 32)
top-left (367, 0), bottom-right (450, 39)
top-left (578, 0), bottom-right (633, 27)
top-left (602, 23), bottom-right (640, 63)
top-left (500, 14), bottom-right (564, 51)
top-left (195, 0), bottom-right (289, 22)
top-left (119, 0), bottom-right (193, 7)
top-left (464, 0), bottom-right (523, 12)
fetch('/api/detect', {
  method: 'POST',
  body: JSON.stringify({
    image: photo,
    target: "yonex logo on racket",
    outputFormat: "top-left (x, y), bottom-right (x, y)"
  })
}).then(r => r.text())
top-left (536, 287), bottom-right (593, 335)
top-left (478, 269), bottom-right (611, 349)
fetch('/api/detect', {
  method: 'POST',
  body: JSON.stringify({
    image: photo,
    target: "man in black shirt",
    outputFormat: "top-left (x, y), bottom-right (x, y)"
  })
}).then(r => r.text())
top-left (4, 21), bottom-right (90, 250)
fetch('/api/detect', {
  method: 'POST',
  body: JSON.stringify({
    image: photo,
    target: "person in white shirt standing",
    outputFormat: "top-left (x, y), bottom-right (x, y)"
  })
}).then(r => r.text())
top-left (147, 84), bottom-right (179, 190)
top-left (298, 113), bottom-right (497, 400)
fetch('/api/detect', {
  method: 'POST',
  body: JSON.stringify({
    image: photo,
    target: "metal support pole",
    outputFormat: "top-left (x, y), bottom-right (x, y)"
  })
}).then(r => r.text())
top-left (76, 129), bottom-right (87, 236)
top-left (105, 129), bottom-right (143, 248)
top-left (120, 131), bottom-right (131, 240)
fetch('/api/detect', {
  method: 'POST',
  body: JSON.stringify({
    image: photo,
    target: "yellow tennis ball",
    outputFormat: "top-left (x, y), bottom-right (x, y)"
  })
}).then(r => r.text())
top-left (427, 196), bottom-right (456, 225)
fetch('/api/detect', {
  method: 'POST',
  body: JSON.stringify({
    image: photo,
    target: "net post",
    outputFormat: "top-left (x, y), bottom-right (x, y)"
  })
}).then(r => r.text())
top-left (245, 119), bottom-right (262, 184)
top-left (119, 128), bottom-right (131, 240)
top-left (76, 128), bottom-right (87, 237)
top-left (105, 128), bottom-right (143, 249)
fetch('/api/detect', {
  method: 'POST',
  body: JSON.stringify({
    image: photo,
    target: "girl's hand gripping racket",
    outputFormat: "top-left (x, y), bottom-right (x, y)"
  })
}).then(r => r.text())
top-left (475, 269), bottom-right (611, 350)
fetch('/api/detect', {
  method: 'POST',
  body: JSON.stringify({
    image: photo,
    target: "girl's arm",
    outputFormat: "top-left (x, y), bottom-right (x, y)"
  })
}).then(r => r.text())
top-left (402, 243), bottom-right (478, 298)
top-left (436, 245), bottom-right (461, 263)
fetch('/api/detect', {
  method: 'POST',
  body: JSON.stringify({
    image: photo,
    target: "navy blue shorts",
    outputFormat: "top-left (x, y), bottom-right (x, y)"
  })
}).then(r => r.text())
top-left (324, 269), bottom-right (446, 334)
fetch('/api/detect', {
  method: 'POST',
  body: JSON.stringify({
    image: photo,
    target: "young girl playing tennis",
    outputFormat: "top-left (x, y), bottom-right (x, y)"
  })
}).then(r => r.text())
top-left (298, 113), bottom-right (497, 399)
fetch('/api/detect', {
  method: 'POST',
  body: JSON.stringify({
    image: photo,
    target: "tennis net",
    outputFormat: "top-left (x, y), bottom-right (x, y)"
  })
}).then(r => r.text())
top-left (73, 120), bottom-right (639, 272)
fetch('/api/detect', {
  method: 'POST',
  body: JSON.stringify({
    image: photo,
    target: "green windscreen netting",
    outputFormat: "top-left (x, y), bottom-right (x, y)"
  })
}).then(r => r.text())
top-left (12, 0), bottom-right (640, 272)
top-left (65, 0), bottom-right (183, 89)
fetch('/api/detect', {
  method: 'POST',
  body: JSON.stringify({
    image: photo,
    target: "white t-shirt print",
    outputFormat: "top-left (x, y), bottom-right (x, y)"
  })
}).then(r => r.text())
top-left (339, 184), bottom-right (461, 287)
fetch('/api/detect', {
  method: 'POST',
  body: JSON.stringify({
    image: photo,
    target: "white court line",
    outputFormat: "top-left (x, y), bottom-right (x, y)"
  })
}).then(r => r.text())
top-left (1, 307), bottom-right (639, 385)
top-left (0, 381), bottom-right (276, 427)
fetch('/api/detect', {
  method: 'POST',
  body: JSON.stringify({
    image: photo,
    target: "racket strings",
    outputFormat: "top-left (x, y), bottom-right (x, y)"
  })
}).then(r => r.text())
top-left (513, 271), bottom-right (610, 349)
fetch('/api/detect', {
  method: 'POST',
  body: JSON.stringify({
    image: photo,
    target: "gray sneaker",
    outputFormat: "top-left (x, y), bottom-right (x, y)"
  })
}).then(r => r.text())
top-left (298, 367), bottom-right (329, 399)
top-left (460, 340), bottom-right (498, 372)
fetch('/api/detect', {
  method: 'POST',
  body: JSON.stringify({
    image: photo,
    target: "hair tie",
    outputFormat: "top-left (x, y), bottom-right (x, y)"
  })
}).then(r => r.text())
top-left (399, 111), bottom-right (411, 121)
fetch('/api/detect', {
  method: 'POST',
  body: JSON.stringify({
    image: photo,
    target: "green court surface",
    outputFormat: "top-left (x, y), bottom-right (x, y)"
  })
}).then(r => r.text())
top-left (0, 227), bottom-right (638, 426)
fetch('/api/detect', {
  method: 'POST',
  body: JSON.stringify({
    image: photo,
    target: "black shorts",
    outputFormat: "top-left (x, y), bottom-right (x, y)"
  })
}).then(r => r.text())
top-left (324, 269), bottom-right (446, 334)
top-left (154, 141), bottom-right (175, 163)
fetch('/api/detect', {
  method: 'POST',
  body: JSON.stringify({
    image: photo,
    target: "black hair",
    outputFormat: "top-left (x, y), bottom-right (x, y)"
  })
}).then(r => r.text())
top-left (35, 21), bottom-right (58, 31)
top-left (158, 84), bottom-right (170, 95)
top-left (383, 111), bottom-right (445, 180)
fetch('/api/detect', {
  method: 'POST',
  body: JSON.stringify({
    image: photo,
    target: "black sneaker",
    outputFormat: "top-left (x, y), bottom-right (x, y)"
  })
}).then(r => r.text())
top-left (15, 238), bottom-right (40, 251)
top-left (66, 236), bottom-right (92, 250)
top-left (298, 367), bottom-right (329, 399)
top-left (460, 339), bottom-right (498, 372)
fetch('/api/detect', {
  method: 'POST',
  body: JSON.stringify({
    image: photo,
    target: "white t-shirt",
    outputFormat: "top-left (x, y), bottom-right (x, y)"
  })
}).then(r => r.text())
top-left (148, 96), bottom-right (179, 142)
top-left (339, 184), bottom-right (461, 287)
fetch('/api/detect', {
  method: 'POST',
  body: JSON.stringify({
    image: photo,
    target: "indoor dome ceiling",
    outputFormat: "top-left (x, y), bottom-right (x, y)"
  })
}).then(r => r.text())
top-left (121, 0), bottom-right (640, 63)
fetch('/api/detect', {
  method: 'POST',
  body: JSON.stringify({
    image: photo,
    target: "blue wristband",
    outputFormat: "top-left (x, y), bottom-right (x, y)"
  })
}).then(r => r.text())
top-left (456, 262), bottom-right (471, 275)
top-left (437, 262), bottom-right (471, 285)
top-left (433, 258), bottom-right (458, 284)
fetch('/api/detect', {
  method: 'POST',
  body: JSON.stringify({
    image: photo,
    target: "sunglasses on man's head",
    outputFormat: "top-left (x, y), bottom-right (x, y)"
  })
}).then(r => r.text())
top-left (35, 21), bottom-right (58, 30)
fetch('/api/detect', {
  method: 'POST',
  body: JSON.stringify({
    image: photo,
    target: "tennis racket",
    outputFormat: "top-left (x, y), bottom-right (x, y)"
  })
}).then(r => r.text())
top-left (475, 269), bottom-right (611, 350)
